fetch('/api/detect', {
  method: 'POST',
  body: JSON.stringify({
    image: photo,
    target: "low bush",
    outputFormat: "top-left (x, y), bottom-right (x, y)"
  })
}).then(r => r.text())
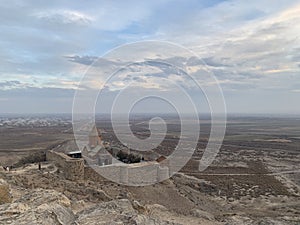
top-left (13, 151), bottom-right (46, 168)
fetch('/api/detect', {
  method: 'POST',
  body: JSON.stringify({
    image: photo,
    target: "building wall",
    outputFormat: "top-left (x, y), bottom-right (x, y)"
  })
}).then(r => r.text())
top-left (85, 162), bottom-right (169, 185)
top-left (46, 150), bottom-right (84, 181)
top-left (47, 150), bottom-right (169, 184)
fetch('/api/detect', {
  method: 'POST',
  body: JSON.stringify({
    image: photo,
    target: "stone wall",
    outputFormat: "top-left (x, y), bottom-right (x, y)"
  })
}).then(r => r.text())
top-left (46, 150), bottom-right (169, 184)
top-left (46, 150), bottom-right (84, 181)
top-left (86, 162), bottom-right (169, 185)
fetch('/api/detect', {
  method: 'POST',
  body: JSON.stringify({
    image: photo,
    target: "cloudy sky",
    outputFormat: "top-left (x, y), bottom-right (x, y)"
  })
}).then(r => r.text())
top-left (0, 0), bottom-right (300, 114)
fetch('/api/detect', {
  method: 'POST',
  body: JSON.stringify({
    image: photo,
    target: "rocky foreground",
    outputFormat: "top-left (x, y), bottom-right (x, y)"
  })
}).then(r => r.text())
top-left (1, 187), bottom-right (213, 225)
top-left (0, 164), bottom-right (220, 225)
top-left (0, 162), bottom-right (299, 224)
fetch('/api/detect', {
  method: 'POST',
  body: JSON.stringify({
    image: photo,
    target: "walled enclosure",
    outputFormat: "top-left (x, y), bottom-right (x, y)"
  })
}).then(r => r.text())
top-left (47, 150), bottom-right (170, 184)
top-left (46, 150), bottom-right (84, 181)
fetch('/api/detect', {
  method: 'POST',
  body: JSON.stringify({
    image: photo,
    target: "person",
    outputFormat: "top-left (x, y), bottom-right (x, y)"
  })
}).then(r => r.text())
top-left (38, 162), bottom-right (41, 170)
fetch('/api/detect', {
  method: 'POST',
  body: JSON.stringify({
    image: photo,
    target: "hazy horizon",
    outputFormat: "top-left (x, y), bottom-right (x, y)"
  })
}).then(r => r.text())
top-left (1, 112), bottom-right (300, 118)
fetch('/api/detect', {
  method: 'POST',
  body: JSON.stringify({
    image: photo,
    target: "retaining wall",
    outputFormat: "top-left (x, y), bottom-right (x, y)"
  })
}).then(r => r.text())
top-left (46, 150), bottom-right (84, 181)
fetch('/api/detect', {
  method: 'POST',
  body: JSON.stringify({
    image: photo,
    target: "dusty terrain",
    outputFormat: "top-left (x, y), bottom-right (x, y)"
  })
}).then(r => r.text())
top-left (0, 114), bottom-right (299, 224)
top-left (0, 115), bottom-right (73, 166)
top-left (0, 162), bottom-right (220, 224)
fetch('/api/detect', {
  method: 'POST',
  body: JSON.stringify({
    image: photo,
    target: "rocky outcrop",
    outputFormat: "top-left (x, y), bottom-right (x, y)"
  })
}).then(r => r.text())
top-left (76, 199), bottom-right (179, 225)
top-left (0, 188), bottom-right (221, 225)
top-left (0, 187), bottom-right (217, 225)
top-left (0, 163), bottom-right (226, 225)
top-left (0, 178), bottom-right (11, 205)
top-left (0, 189), bottom-right (75, 225)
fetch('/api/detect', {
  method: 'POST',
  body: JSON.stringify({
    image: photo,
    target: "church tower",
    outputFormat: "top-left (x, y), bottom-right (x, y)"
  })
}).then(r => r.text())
top-left (88, 125), bottom-right (102, 148)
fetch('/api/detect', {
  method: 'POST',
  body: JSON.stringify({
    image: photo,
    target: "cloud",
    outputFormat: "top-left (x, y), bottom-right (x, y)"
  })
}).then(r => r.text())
top-left (0, 81), bottom-right (22, 90)
top-left (33, 10), bottom-right (93, 26)
top-left (0, 87), bottom-right (74, 98)
top-left (0, 86), bottom-right (75, 113)
top-left (65, 55), bottom-right (98, 65)
top-left (178, 3), bottom-right (300, 94)
top-left (0, 0), bottom-right (300, 113)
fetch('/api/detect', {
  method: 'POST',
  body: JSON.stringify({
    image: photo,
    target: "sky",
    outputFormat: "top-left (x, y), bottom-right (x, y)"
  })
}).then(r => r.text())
top-left (0, 0), bottom-right (300, 114)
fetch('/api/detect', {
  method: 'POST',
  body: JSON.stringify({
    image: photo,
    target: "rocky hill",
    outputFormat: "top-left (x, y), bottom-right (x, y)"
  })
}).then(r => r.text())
top-left (0, 161), bottom-right (299, 224)
top-left (0, 163), bottom-right (220, 225)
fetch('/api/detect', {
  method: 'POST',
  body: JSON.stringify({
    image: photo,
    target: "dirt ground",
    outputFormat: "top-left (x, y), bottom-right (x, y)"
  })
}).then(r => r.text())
top-left (0, 115), bottom-right (299, 224)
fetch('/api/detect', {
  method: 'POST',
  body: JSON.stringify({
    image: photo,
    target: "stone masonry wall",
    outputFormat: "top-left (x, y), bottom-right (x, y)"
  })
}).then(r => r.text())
top-left (46, 150), bottom-right (169, 184)
top-left (46, 150), bottom-right (84, 181)
top-left (85, 162), bottom-right (169, 185)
